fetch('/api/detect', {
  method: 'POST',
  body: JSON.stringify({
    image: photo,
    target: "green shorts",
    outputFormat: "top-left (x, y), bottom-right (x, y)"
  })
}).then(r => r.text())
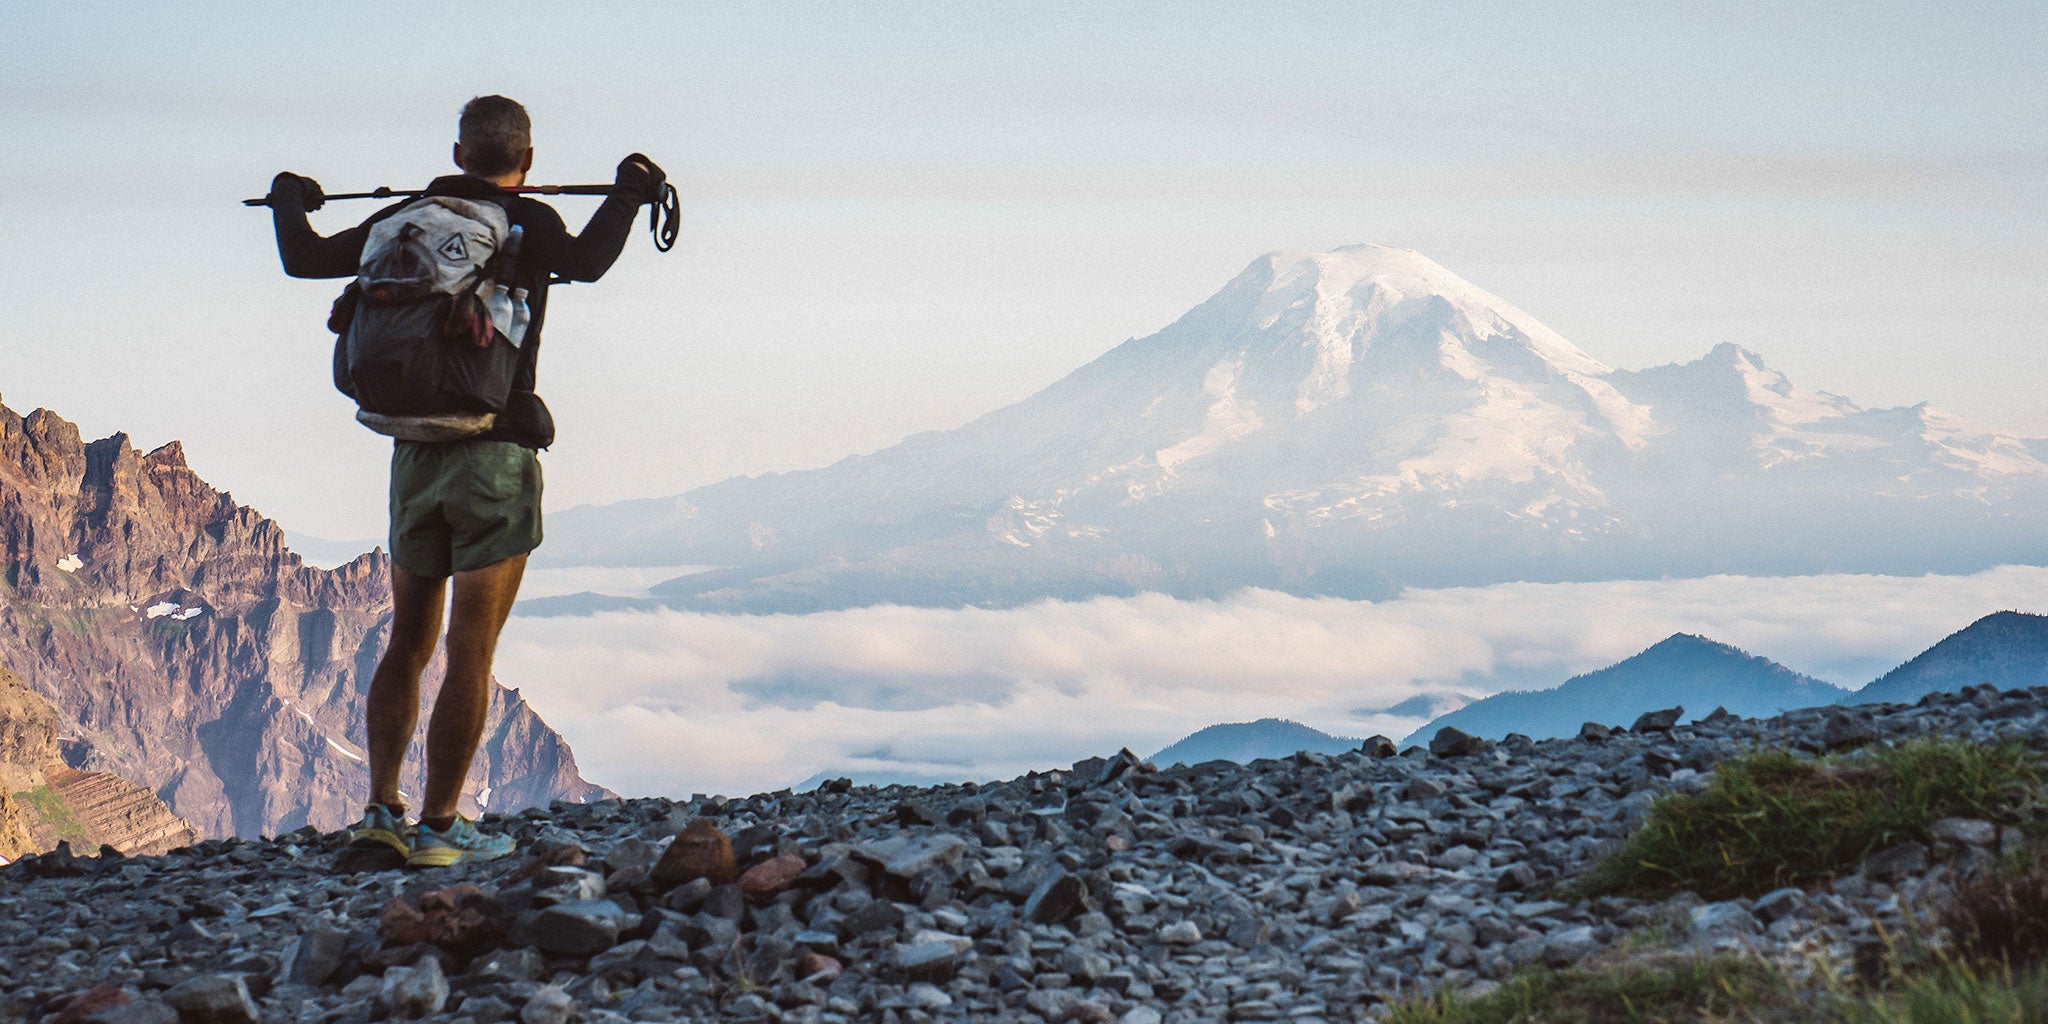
top-left (389, 440), bottom-right (543, 578)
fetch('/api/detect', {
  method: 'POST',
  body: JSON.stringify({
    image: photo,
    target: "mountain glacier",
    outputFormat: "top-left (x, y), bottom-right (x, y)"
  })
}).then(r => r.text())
top-left (540, 244), bottom-right (2048, 611)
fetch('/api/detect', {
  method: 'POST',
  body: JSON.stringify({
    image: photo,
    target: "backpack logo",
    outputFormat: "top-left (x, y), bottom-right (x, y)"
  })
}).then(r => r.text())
top-left (437, 234), bottom-right (469, 262)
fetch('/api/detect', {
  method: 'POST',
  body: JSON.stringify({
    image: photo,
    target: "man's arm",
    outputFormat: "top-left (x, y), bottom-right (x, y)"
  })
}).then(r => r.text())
top-left (268, 173), bottom-right (366, 279)
top-left (545, 154), bottom-right (667, 283)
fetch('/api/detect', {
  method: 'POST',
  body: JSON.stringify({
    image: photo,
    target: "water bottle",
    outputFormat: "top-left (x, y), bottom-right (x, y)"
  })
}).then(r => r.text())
top-left (508, 286), bottom-right (531, 349)
top-left (484, 226), bottom-right (525, 341)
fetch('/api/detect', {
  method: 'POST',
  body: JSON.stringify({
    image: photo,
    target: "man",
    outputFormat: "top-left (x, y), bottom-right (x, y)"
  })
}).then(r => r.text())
top-left (267, 96), bottom-right (664, 867)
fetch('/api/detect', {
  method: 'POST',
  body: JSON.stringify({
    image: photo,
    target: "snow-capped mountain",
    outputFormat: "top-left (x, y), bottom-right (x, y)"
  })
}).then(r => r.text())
top-left (540, 244), bottom-right (2048, 611)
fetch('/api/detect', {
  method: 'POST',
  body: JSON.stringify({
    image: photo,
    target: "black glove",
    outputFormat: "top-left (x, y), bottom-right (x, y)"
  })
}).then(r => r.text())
top-left (613, 153), bottom-right (667, 204)
top-left (268, 172), bottom-right (325, 212)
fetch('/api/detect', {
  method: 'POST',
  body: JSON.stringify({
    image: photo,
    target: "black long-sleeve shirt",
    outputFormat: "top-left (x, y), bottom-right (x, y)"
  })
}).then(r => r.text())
top-left (272, 173), bottom-right (641, 447)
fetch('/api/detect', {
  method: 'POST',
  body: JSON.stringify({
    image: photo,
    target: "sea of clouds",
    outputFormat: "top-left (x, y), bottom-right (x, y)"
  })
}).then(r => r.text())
top-left (491, 566), bottom-right (2048, 799)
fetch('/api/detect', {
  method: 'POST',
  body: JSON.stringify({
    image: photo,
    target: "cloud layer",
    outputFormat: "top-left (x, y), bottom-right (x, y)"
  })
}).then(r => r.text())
top-left (492, 566), bottom-right (2048, 799)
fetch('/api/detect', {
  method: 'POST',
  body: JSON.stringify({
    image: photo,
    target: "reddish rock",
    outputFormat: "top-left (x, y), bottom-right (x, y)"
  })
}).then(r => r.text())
top-left (417, 884), bottom-right (484, 914)
top-left (51, 984), bottom-right (129, 1024)
top-left (379, 897), bottom-right (429, 946)
top-left (796, 952), bottom-right (843, 982)
top-left (652, 820), bottom-right (736, 891)
top-left (503, 845), bottom-right (587, 885)
top-left (739, 853), bottom-right (807, 899)
top-left (413, 885), bottom-right (497, 956)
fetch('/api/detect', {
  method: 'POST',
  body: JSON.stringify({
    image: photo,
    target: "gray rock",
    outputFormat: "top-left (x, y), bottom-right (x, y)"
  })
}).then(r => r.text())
top-left (84, 1002), bottom-right (179, 1024)
top-left (1543, 925), bottom-right (1601, 966)
top-left (1331, 782), bottom-right (1373, 813)
top-left (1361, 736), bottom-right (1397, 758)
top-left (853, 835), bottom-right (970, 879)
top-left (1690, 901), bottom-right (1760, 937)
top-left (1578, 721), bottom-right (1611, 742)
top-left (1023, 869), bottom-right (1089, 925)
top-left (905, 981), bottom-right (953, 1009)
top-left (894, 941), bottom-right (960, 982)
top-left (1159, 921), bottom-right (1202, 945)
top-left (1751, 887), bottom-right (1806, 923)
top-left (281, 923), bottom-right (348, 987)
top-left (1404, 777), bottom-right (1446, 800)
top-left (164, 974), bottom-right (259, 1024)
top-left (533, 866), bottom-right (607, 906)
top-left (533, 898), bottom-right (632, 956)
top-left (473, 948), bottom-right (546, 983)
top-left (1864, 842), bottom-right (1930, 880)
top-left (520, 985), bottom-right (575, 1024)
top-left (1933, 817), bottom-right (1999, 846)
top-left (602, 836), bottom-right (662, 875)
top-left (1631, 706), bottom-right (1683, 733)
top-left (378, 957), bottom-right (450, 1019)
top-left (1821, 712), bottom-right (1878, 751)
top-left (1430, 726), bottom-right (1485, 757)
top-left (1495, 864), bottom-right (1538, 893)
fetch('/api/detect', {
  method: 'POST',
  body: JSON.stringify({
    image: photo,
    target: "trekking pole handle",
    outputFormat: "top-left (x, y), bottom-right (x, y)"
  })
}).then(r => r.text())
top-left (243, 181), bottom-right (679, 251)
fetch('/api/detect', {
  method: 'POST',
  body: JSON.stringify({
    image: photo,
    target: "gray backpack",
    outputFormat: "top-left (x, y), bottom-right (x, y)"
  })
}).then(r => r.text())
top-left (329, 197), bottom-right (527, 441)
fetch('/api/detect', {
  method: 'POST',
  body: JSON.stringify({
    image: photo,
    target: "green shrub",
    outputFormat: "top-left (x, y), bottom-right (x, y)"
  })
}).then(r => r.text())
top-left (1384, 954), bottom-right (1800, 1023)
top-left (1579, 736), bottom-right (2045, 901)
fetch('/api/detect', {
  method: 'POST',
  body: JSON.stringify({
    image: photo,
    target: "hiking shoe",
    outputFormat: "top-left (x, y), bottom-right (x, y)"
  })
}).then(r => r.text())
top-left (406, 816), bottom-right (515, 868)
top-left (346, 803), bottom-right (411, 858)
top-left (334, 803), bottom-right (411, 872)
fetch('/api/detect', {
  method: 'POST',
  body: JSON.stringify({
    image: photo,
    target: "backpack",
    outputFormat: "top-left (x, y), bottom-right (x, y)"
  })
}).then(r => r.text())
top-left (327, 196), bottom-right (528, 442)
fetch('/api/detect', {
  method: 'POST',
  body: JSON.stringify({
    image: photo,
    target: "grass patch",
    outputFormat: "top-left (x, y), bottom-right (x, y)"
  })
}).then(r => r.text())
top-left (12, 785), bottom-right (90, 848)
top-left (1393, 953), bottom-right (2048, 1024)
top-left (1383, 954), bottom-right (1803, 1023)
top-left (1832, 956), bottom-right (2048, 1023)
top-left (1579, 736), bottom-right (2046, 901)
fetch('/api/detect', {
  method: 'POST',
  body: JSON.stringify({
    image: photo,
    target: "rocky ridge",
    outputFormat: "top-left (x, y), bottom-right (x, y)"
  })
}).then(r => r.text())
top-left (0, 397), bottom-right (609, 841)
top-left (0, 667), bottom-right (195, 861)
top-left (2, 684), bottom-right (2036, 1023)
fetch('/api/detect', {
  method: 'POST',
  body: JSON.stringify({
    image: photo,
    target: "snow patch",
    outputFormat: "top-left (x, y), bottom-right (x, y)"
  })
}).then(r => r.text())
top-left (144, 602), bottom-right (180, 619)
top-left (477, 786), bottom-right (492, 809)
top-left (173, 607), bottom-right (204, 621)
top-left (326, 738), bottom-right (365, 763)
top-left (1156, 359), bottom-right (1262, 471)
top-left (55, 553), bottom-right (82, 574)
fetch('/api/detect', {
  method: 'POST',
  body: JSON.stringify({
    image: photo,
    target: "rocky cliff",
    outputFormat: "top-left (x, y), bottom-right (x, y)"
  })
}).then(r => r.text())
top-left (0, 667), bottom-right (194, 859)
top-left (0, 397), bottom-right (611, 840)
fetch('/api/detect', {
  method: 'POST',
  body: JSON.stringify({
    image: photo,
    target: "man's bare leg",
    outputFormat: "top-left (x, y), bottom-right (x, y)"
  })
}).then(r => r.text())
top-left (365, 566), bottom-right (448, 811)
top-left (420, 552), bottom-right (528, 821)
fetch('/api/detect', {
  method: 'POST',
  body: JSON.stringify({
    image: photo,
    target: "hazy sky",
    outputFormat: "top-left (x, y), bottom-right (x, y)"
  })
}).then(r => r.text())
top-left (4, 2), bottom-right (2043, 541)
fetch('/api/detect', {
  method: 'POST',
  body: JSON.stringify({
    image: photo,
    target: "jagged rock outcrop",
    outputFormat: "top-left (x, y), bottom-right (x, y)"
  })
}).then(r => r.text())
top-left (0, 396), bottom-right (611, 839)
top-left (0, 667), bottom-right (195, 859)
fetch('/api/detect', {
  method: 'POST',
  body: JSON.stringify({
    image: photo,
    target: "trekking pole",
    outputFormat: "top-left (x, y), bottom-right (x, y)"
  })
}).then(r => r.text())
top-left (244, 182), bottom-right (682, 252)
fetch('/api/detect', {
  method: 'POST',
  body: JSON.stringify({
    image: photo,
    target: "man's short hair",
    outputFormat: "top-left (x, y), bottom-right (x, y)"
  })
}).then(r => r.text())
top-left (458, 96), bottom-right (531, 178)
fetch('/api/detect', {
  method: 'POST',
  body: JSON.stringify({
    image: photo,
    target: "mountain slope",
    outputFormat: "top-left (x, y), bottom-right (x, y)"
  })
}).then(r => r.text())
top-left (542, 245), bottom-right (2048, 612)
top-left (0, 398), bottom-right (611, 838)
top-left (1403, 634), bottom-right (1850, 744)
top-left (0, 667), bottom-right (195, 860)
top-left (1150, 718), bottom-right (1359, 768)
top-left (1854, 611), bottom-right (2048, 706)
